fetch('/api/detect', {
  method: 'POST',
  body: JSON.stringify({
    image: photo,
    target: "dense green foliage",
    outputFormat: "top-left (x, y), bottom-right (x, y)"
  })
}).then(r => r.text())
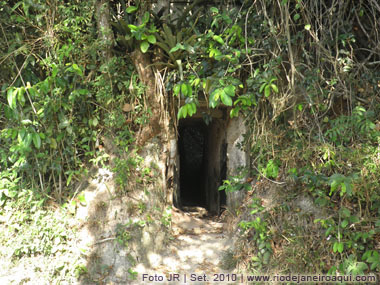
top-left (1, 0), bottom-right (380, 280)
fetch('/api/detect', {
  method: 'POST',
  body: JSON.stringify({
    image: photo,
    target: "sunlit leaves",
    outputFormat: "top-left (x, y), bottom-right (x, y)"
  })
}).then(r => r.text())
top-left (126, 6), bottom-right (138, 13)
top-left (333, 241), bottom-right (344, 253)
top-left (223, 85), bottom-right (235, 97)
top-left (212, 35), bottom-right (224, 45)
top-left (181, 83), bottom-right (189, 96)
top-left (141, 11), bottom-right (149, 25)
top-left (65, 63), bottom-right (83, 76)
top-left (140, 34), bottom-right (156, 52)
top-left (32, 133), bottom-right (41, 149)
top-left (220, 91), bottom-right (232, 106)
top-left (146, 34), bottom-right (156, 44)
top-left (231, 93), bottom-right (257, 118)
top-left (140, 41), bottom-right (149, 53)
top-left (7, 87), bottom-right (28, 109)
top-left (17, 87), bottom-right (26, 106)
top-left (177, 102), bottom-right (197, 119)
top-left (209, 89), bottom-right (220, 108)
top-left (328, 173), bottom-right (356, 196)
top-left (7, 88), bottom-right (17, 109)
top-left (362, 250), bottom-right (380, 271)
top-left (173, 84), bottom-right (181, 96)
top-left (210, 7), bottom-right (219, 14)
top-left (259, 77), bottom-right (278, 97)
top-left (270, 84), bottom-right (278, 93)
top-left (209, 48), bottom-right (222, 59)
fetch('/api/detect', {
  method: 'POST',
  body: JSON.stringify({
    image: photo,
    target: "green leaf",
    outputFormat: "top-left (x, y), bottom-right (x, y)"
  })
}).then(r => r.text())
top-left (72, 64), bottom-right (83, 76)
top-left (128, 24), bottom-right (138, 32)
top-left (333, 242), bottom-right (338, 252)
top-left (126, 6), bottom-right (138, 13)
top-left (169, 43), bottom-right (185, 53)
top-left (147, 34), bottom-right (156, 44)
top-left (263, 251), bottom-right (270, 264)
top-left (188, 103), bottom-right (197, 116)
top-left (271, 84), bottom-right (278, 93)
top-left (58, 119), bottom-right (70, 129)
top-left (210, 7), bottom-right (219, 13)
top-left (341, 219), bottom-right (348, 228)
top-left (52, 64), bottom-right (58, 77)
top-left (340, 207), bottom-right (351, 218)
top-left (259, 83), bottom-right (266, 93)
top-left (340, 182), bottom-right (347, 195)
top-left (352, 262), bottom-right (368, 274)
top-left (92, 117), bottom-right (98, 127)
top-left (78, 193), bottom-right (87, 206)
top-left (3, 189), bottom-right (17, 198)
top-left (7, 88), bottom-right (17, 109)
top-left (264, 85), bottom-right (271, 97)
top-left (173, 84), bottom-right (180, 96)
top-left (362, 250), bottom-right (373, 261)
top-left (24, 133), bottom-right (32, 148)
top-left (140, 41), bottom-right (149, 53)
top-left (209, 89), bottom-right (220, 108)
top-left (182, 105), bottom-right (188, 118)
top-left (293, 13), bottom-right (300, 21)
top-left (224, 85), bottom-right (235, 97)
top-left (337, 242), bottom-right (344, 253)
top-left (78, 89), bottom-right (89, 95)
top-left (327, 266), bottom-right (337, 275)
top-left (67, 172), bottom-right (73, 186)
top-left (21, 119), bottom-right (32, 125)
top-left (192, 78), bottom-right (200, 87)
top-left (50, 138), bottom-right (57, 149)
top-left (305, 24), bottom-right (311, 30)
top-left (230, 107), bottom-right (239, 118)
top-left (181, 83), bottom-right (192, 97)
top-left (209, 48), bottom-right (222, 59)
top-left (17, 87), bottom-right (26, 106)
top-left (28, 86), bottom-right (36, 98)
top-left (221, 91), bottom-right (232, 106)
top-left (349, 215), bottom-right (359, 224)
top-left (32, 133), bottom-right (41, 149)
top-left (142, 12), bottom-right (149, 24)
top-left (177, 107), bottom-right (183, 119)
top-left (344, 181), bottom-right (352, 196)
top-left (212, 35), bottom-right (224, 45)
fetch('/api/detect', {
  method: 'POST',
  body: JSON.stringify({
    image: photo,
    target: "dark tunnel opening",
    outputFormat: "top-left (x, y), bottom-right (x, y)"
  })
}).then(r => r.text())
top-left (178, 118), bottom-right (226, 213)
top-left (178, 120), bottom-right (207, 207)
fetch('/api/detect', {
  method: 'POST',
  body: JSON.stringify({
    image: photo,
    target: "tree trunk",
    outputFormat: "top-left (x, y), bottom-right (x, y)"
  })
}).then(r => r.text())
top-left (130, 49), bottom-right (164, 146)
top-left (95, 0), bottom-right (114, 61)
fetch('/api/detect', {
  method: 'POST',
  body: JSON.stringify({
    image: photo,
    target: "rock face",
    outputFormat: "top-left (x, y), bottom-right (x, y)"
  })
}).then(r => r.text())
top-left (225, 116), bottom-right (249, 212)
top-left (75, 133), bottom-right (172, 284)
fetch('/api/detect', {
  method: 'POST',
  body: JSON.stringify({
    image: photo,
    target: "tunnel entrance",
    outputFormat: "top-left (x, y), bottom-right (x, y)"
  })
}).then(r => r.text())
top-left (178, 120), bottom-right (207, 207)
top-left (176, 117), bottom-right (227, 214)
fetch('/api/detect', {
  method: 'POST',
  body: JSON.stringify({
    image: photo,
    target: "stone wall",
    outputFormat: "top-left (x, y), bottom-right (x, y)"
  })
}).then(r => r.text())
top-left (225, 116), bottom-right (249, 211)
